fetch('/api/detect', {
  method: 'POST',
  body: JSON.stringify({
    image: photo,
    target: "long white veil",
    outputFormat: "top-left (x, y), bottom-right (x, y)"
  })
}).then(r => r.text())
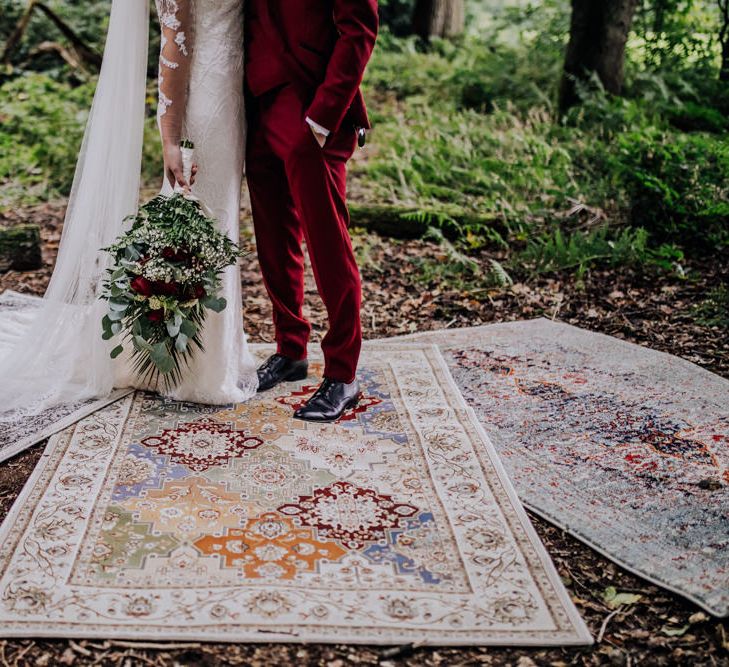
top-left (0, 0), bottom-right (149, 421)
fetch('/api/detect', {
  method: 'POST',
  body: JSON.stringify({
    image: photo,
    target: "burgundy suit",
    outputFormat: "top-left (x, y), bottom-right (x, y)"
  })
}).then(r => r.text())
top-left (245, 0), bottom-right (378, 383)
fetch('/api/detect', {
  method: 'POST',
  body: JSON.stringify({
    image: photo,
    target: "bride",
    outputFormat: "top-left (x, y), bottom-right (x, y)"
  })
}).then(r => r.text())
top-left (0, 0), bottom-right (258, 422)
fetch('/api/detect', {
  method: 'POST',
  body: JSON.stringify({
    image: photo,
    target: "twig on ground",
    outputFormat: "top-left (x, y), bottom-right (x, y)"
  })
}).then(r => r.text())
top-left (123, 650), bottom-right (157, 666)
top-left (597, 607), bottom-right (622, 643)
top-left (12, 641), bottom-right (35, 666)
top-left (380, 640), bottom-right (427, 659)
top-left (106, 641), bottom-right (201, 651)
top-left (69, 639), bottom-right (92, 657)
top-left (556, 560), bottom-right (592, 594)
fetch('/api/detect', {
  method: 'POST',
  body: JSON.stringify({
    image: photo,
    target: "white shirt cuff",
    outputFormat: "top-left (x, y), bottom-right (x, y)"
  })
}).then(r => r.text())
top-left (305, 116), bottom-right (330, 137)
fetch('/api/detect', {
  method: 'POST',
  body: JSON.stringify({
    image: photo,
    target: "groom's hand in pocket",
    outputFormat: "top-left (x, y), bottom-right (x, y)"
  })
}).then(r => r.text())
top-left (306, 116), bottom-right (329, 148)
top-left (310, 126), bottom-right (327, 148)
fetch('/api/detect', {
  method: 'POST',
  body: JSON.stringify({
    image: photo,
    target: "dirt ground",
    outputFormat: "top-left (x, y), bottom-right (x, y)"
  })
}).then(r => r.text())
top-left (0, 200), bottom-right (727, 666)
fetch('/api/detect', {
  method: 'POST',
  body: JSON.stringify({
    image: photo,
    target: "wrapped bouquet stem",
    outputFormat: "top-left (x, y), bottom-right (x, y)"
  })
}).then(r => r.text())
top-left (100, 140), bottom-right (244, 391)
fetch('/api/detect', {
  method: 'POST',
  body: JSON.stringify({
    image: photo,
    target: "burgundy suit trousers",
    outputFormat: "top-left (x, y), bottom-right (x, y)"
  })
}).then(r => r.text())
top-left (246, 84), bottom-right (362, 383)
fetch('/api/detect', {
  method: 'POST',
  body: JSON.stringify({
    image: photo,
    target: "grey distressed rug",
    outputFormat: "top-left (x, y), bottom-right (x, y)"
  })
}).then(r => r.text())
top-left (393, 321), bottom-right (729, 616)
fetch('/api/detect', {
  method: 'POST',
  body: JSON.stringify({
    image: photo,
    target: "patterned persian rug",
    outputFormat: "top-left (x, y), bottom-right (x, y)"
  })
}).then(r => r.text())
top-left (395, 320), bottom-right (729, 616)
top-left (0, 290), bottom-right (132, 462)
top-left (0, 344), bottom-right (591, 645)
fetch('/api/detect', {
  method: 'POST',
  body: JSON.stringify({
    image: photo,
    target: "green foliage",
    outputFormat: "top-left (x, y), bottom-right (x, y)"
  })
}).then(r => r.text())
top-left (0, 73), bottom-right (94, 204)
top-left (364, 30), bottom-right (561, 114)
top-left (0, 0), bottom-right (161, 77)
top-left (517, 225), bottom-right (685, 277)
top-left (693, 284), bottom-right (729, 328)
top-left (359, 26), bottom-right (728, 268)
top-left (604, 129), bottom-right (729, 248)
top-left (377, 0), bottom-right (417, 37)
top-left (413, 228), bottom-right (513, 290)
top-left (0, 73), bottom-right (162, 207)
top-left (666, 101), bottom-right (729, 133)
top-left (1, 0), bottom-right (727, 280)
top-left (0, 0), bottom-right (110, 65)
top-left (359, 101), bottom-right (577, 236)
top-left (631, 0), bottom-right (721, 71)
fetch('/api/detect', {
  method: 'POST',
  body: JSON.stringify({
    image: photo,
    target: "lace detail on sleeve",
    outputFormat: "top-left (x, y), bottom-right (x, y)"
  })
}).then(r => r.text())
top-left (155, 0), bottom-right (194, 145)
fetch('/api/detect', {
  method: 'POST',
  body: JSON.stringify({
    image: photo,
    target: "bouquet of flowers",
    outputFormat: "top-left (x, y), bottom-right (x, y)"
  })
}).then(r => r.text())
top-left (100, 141), bottom-right (244, 390)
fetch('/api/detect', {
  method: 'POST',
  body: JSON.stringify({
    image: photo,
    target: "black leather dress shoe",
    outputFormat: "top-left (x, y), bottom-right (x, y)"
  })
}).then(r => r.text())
top-left (257, 354), bottom-right (308, 392)
top-left (293, 378), bottom-right (360, 422)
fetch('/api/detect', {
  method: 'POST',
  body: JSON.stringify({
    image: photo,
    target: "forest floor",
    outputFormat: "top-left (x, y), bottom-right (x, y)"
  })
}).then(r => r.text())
top-left (0, 199), bottom-right (727, 666)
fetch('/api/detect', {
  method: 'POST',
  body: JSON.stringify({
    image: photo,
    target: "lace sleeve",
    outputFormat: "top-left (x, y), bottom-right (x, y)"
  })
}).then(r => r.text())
top-left (155, 0), bottom-right (194, 146)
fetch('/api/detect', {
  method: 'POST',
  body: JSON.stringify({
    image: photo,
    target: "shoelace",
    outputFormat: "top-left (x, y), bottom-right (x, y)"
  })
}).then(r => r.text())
top-left (260, 354), bottom-right (284, 372)
top-left (309, 379), bottom-right (335, 405)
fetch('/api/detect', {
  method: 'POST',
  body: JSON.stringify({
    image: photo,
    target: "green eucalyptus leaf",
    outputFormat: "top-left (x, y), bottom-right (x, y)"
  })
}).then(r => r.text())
top-left (155, 355), bottom-right (176, 374)
top-left (124, 245), bottom-right (141, 260)
top-left (180, 320), bottom-right (197, 338)
top-left (110, 344), bottom-right (124, 359)
top-left (175, 333), bottom-right (189, 352)
top-left (133, 335), bottom-right (154, 352)
top-left (202, 295), bottom-right (226, 312)
top-left (108, 299), bottom-right (129, 312)
top-left (151, 342), bottom-right (175, 374)
top-left (151, 341), bottom-right (170, 359)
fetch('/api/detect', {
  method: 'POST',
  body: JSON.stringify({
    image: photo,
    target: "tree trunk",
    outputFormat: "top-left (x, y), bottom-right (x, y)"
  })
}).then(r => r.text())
top-left (719, 0), bottom-right (729, 81)
top-left (558, 0), bottom-right (639, 115)
top-left (1, 0), bottom-right (36, 65)
top-left (0, 225), bottom-right (43, 272)
top-left (412, 0), bottom-right (465, 40)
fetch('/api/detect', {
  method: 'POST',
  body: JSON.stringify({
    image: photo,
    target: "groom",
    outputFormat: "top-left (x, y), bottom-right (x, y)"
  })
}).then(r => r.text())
top-left (244, 0), bottom-right (379, 422)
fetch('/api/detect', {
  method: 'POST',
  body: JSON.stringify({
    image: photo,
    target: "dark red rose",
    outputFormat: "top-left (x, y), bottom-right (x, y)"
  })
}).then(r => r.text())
top-left (151, 280), bottom-right (179, 296)
top-left (147, 309), bottom-right (164, 323)
top-left (193, 284), bottom-right (206, 299)
top-left (162, 247), bottom-right (189, 263)
top-left (130, 276), bottom-right (153, 296)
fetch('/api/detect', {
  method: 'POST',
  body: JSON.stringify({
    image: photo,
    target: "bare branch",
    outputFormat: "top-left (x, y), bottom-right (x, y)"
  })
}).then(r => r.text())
top-left (0, 0), bottom-right (101, 71)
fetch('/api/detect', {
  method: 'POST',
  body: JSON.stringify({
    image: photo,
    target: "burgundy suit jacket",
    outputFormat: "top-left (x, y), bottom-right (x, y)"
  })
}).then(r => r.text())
top-left (246, 0), bottom-right (378, 133)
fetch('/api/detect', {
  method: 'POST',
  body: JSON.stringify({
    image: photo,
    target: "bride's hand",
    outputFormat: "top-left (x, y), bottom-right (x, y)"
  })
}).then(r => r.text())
top-left (163, 142), bottom-right (198, 191)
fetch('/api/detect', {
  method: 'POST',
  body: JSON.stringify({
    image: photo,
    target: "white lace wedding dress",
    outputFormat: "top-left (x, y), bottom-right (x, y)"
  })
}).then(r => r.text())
top-left (0, 0), bottom-right (257, 424)
top-left (116, 0), bottom-right (258, 404)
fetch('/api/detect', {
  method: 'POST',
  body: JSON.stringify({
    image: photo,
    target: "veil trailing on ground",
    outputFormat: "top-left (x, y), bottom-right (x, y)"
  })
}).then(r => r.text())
top-left (0, 0), bottom-right (150, 421)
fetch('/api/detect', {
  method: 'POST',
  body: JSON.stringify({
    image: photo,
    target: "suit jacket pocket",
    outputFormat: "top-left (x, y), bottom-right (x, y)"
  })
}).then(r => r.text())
top-left (299, 41), bottom-right (326, 57)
